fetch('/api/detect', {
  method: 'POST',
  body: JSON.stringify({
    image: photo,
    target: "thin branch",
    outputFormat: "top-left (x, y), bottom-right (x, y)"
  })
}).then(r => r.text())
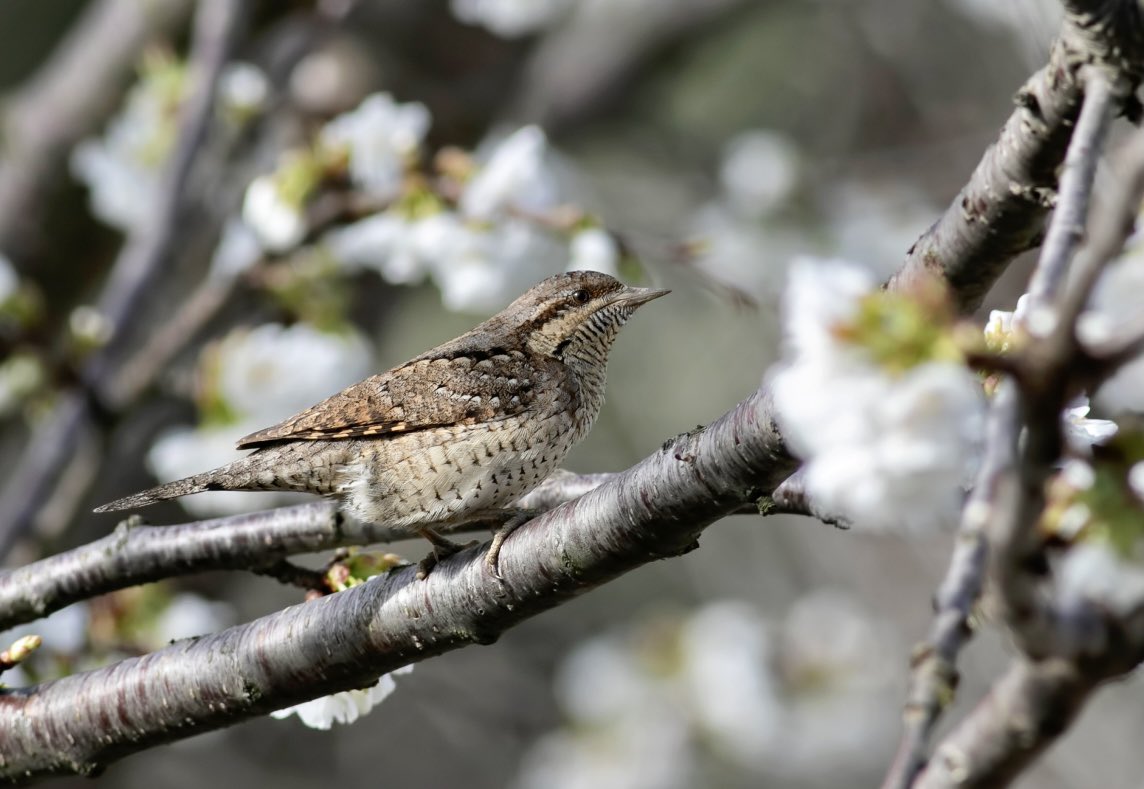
top-left (763, 468), bottom-right (850, 529)
top-left (251, 559), bottom-right (331, 593)
top-left (1026, 73), bottom-right (1115, 304)
top-left (0, 471), bottom-right (616, 632)
top-left (887, 65), bottom-right (1128, 789)
top-left (912, 88), bottom-right (1144, 789)
top-left (0, 0), bottom-right (245, 559)
top-left (882, 384), bottom-right (1019, 789)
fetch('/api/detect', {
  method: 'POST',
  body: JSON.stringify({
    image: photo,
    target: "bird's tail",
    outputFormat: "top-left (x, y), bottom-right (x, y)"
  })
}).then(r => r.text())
top-left (94, 454), bottom-right (276, 513)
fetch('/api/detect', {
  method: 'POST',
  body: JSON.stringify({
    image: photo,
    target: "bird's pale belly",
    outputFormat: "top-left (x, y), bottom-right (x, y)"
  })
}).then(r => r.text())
top-left (334, 409), bottom-right (583, 529)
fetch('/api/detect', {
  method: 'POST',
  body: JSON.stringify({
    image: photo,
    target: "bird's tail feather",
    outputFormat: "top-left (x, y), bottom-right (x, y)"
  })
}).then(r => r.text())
top-left (93, 454), bottom-right (278, 514)
top-left (93, 475), bottom-right (218, 513)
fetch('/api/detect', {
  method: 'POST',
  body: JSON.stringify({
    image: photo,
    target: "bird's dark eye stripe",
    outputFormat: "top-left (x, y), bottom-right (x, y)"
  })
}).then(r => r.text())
top-left (572, 289), bottom-right (590, 304)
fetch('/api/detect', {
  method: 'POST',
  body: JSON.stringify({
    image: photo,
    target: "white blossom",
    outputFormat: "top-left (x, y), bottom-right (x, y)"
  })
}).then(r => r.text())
top-left (461, 126), bottom-right (559, 221)
top-left (1057, 542), bottom-right (1144, 619)
top-left (772, 257), bottom-right (985, 533)
top-left (271, 665), bottom-right (413, 729)
top-left (218, 62), bottom-right (269, 114)
top-left (425, 216), bottom-right (566, 313)
top-left (567, 228), bottom-right (618, 275)
top-left (208, 219), bottom-right (263, 280)
top-left (1062, 395), bottom-right (1117, 452)
top-left (451, 0), bottom-right (572, 38)
top-left (241, 175), bottom-right (308, 253)
top-left (983, 294), bottom-right (1029, 352)
top-left (320, 93), bottom-right (430, 199)
top-left (325, 211), bottom-right (429, 285)
top-left (0, 354), bottom-right (44, 417)
top-left (152, 594), bottom-right (235, 645)
top-left (515, 595), bottom-right (899, 788)
top-left (214, 323), bottom-right (373, 426)
top-left (719, 130), bottom-right (800, 220)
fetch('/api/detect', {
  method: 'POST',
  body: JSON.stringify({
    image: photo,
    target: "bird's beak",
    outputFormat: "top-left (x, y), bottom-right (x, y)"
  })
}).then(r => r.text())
top-left (616, 286), bottom-right (671, 307)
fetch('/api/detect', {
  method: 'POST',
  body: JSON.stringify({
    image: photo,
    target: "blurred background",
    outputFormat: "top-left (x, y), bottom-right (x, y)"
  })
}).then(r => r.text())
top-left (1, 1), bottom-right (1137, 787)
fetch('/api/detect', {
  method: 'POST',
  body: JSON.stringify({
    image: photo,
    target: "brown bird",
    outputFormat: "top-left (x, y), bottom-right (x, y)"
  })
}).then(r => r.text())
top-left (96, 271), bottom-right (668, 576)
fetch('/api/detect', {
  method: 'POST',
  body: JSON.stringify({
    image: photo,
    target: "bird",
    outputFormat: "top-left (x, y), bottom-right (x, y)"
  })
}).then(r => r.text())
top-left (95, 270), bottom-right (668, 577)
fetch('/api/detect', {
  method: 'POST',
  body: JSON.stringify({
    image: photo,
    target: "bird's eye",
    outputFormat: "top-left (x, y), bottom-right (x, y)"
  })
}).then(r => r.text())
top-left (572, 289), bottom-right (590, 304)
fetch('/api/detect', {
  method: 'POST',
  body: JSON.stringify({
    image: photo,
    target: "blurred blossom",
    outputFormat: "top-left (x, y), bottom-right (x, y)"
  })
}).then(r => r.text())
top-left (1057, 542), bottom-right (1144, 620)
top-left (215, 323), bottom-right (373, 420)
top-left (271, 665), bottom-right (413, 730)
top-left (983, 295), bottom-right (1029, 353)
top-left (152, 593), bottom-right (235, 645)
top-left (218, 62), bottom-right (269, 115)
top-left (0, 354), bottom-right (45, 416)
top-left (1080, 253), bottom-right (1144, 414)
top-left (451, 0), bottom-right (572, 38)
top-left (320, 93), bottom-right (430, 199)
top-left (772, 257), bottom-right (985, 533)
top-left (209, 219), bottom-right (263, 280)
top-left (325, 211), bottom-right (431, 285)
top-left (719, 130), bottom-right (800, 221)
top-left (428, 218), bottom-right (567, 313)
top-left (147, 323), bottom-right (373, 517)
top-left (1063, 395), bottom-right (1118, 452)
top-left (461, 126), bottom-right (560, 221)
top-left (567, 228), bottom-right (619, 275)
top-left (242, 175), bottom-right (308, 253)
top-left (517, 595), bottom-right (898, 788)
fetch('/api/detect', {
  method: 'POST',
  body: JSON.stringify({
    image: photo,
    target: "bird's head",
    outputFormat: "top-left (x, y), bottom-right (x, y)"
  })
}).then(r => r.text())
top-left (506, 270), bottom-right (669, 369)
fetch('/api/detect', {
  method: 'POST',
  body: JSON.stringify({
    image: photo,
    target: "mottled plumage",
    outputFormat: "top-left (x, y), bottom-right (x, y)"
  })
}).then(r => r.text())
top-left (95, 271), bottom-right (667, 575)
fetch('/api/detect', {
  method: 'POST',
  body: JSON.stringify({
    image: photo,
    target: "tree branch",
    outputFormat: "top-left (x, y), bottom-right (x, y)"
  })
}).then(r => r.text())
top-left (0, 471), bottom-right (617, 632)
top-left (887, 0), bottom-right (1144, 313)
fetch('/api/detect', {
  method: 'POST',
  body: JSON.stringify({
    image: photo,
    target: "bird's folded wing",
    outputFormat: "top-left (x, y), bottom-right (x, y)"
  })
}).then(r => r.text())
top-left (235, 353), bottom-right (541, 449)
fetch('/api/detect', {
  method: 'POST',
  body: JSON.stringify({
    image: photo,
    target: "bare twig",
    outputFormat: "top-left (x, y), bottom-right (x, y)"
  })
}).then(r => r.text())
top-left (0, 0), bottom-right (246, 559)
top-left (763, 468), bottom-right (850, 529)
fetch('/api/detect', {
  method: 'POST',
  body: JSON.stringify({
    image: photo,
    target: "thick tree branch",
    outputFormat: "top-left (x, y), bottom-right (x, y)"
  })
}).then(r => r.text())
top-left (888, 0), bottom-right (1144, 312)
top-left (0, 385), bottom-right (795, 781)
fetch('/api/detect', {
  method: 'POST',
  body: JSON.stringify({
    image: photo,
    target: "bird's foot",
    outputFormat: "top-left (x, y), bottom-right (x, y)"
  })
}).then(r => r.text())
top-left (416, 528), bottom-right (478, 579)
top-left (483, 509), bottom-right (542, 580)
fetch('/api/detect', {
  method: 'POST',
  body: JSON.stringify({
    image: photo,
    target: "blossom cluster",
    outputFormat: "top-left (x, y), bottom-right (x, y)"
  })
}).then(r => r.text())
top-left (514, 594), bottom-right (900, 788)
top-left (771, 257), bottom-right (985, 533)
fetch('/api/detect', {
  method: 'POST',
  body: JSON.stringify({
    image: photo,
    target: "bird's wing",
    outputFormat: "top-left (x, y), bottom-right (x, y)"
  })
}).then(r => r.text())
top-left (235, 351), bottom-right (542, 449)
